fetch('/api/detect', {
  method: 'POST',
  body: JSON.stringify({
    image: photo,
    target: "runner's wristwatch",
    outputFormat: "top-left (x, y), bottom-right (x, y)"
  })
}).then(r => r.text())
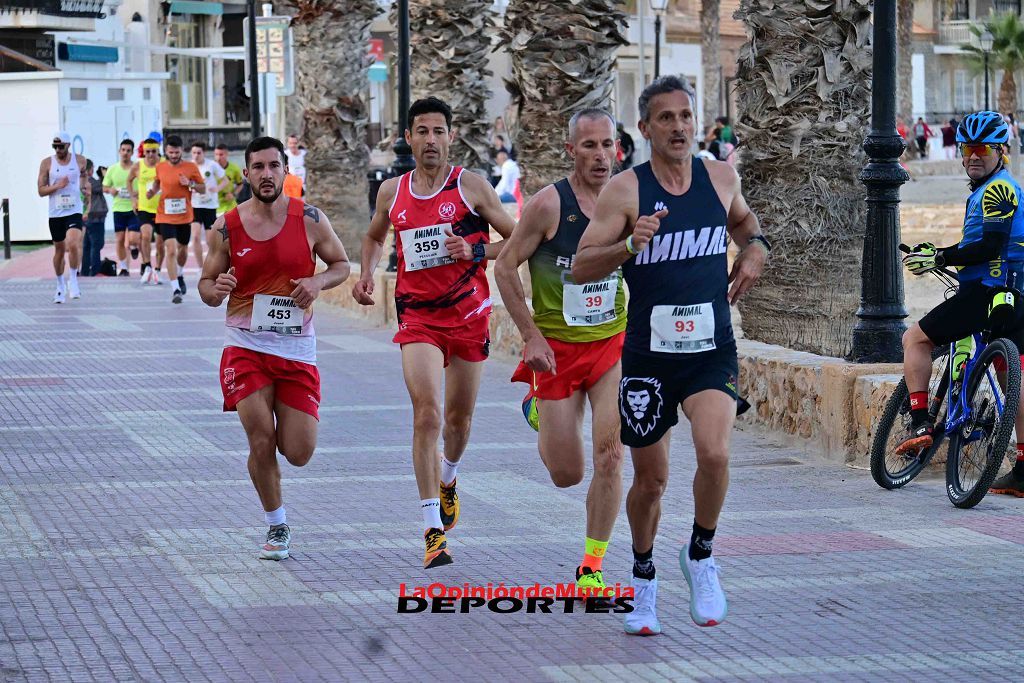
top-left (472, 243), bottom-right (486, 263)
top-left (748, 235), bottom-right (772, 253)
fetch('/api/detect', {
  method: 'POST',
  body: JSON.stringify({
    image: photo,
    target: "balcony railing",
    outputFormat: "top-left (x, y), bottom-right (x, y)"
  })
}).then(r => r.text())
top-left (939, 20), bottom-right (974, 47)
top-left (0, 1), bottom-right (105, 19)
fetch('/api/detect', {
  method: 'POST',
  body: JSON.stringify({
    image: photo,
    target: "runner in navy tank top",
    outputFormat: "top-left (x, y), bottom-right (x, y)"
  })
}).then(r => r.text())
top-left (573, 77), bottom-right (770, 635)
top-left (354, 97), bottom-right (515, 569)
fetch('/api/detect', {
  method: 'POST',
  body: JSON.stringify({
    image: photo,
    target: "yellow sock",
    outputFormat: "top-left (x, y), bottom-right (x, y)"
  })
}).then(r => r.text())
top-left (582, 536), bottom-right (609, 571)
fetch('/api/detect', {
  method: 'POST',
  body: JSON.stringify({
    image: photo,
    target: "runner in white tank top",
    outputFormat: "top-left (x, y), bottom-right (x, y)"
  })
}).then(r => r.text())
top-left (37, 132), bottom-right (87, 304)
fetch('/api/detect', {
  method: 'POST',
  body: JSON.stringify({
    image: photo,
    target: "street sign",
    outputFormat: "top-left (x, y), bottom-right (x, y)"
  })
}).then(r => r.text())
top-left (243, 15), bottom-right (294, 97)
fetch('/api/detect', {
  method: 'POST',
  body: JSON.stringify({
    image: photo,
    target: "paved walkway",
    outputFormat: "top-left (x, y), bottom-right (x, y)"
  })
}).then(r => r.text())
top-left (1, 248), bottom-right (1023, 682)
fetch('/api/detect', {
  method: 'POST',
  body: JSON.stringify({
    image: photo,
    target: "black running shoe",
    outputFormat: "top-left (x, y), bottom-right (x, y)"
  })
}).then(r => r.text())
top-left (172, 289), bottom-right (183, 304)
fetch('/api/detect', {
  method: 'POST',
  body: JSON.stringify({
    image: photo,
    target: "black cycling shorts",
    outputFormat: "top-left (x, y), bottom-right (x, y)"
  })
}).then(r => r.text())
top-left (619, 343), bottom-right (739, 448)
top-left (136, 211), bottom-right (157, 227)
top-left (919, 282), bottom-right (1024, 349)
top-left (157, 223), bottom-right (191, 246)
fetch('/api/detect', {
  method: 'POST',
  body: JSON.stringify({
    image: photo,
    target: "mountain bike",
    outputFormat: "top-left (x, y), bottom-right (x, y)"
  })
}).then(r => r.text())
top-left (869, 245), bottom-right (1021, 508)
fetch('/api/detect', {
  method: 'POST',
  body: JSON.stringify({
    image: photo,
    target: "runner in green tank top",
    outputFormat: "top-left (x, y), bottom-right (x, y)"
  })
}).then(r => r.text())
top-left (495, 109), bottom-right (627, 597)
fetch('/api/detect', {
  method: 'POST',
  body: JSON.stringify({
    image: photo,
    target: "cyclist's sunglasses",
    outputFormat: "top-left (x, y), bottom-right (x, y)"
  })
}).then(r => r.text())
top-left (960, 143), bottom-right (1000, 157)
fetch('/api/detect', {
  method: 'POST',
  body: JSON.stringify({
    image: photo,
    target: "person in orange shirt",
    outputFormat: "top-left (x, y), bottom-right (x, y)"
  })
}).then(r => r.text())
top-left (283, 172), bottom-right (303, 199)
top-left (149, 135), bottom-right (204, 303)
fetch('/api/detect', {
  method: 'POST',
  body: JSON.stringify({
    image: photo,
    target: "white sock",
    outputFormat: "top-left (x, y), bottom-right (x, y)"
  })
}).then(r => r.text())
top-left (68, 268), bottom-right (78, 283)
top-left (265, 506), bottom-right (286, 527)
top-left (119, 260), bottom-right (128, 270)
top-left (55, 275), bottom-right (65, 292)
top-left (441, 457), bottom-right (459, 487)
top-left (421, 499), bottom-right (442, 532)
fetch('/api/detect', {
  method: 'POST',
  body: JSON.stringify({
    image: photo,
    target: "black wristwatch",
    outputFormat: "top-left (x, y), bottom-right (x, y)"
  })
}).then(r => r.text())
top-left (748, 234), bottom-right (772, 253)
top-left (472, 242), bottom-right (486, 263)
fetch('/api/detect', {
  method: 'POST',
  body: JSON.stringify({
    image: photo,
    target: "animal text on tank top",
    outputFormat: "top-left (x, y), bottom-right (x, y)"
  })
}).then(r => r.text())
top-left (388, 166), bottom-right (491, 328)
top-left (223, 197), bottom-right (317, 364)
top-left (621, 159), bottom-right (733, 356)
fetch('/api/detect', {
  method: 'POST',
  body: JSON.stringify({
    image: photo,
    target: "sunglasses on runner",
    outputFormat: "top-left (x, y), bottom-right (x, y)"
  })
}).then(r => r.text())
top-left (52, 143), bottom-right (67, 150)
top-left (959, 143), bottom-right (1000, 158)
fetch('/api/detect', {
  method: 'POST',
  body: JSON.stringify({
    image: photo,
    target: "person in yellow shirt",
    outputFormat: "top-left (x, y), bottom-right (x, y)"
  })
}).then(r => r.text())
top-left (128, 138), bottom-right (165, 284)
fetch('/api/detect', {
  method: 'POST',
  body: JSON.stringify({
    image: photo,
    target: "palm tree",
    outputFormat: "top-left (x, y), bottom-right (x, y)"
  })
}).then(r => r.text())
top-left (733, 0), bottom-right (872, 358)
top-left (280, 0), bottom-right (382, 258)
top-left (964, 12), bottom-right (1024, 115)
top-left (897, 0), bottom-right (914, 131)
top-left (701, 0), bottom-right (721, 132)
top-left (499, 0), bottom-right (628, 196)
top-left (393, 0), bottom-right (497, 174)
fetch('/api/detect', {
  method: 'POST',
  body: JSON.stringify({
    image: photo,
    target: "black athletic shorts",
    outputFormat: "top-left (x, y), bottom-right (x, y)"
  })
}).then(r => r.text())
top-left (193, 207), bottom-right (217, 230)
top-left (113, 210), bottom-right (139, 232)
top-left (619, 343), bottom-right (739, 448)
top-left (919, 282), bottom-right (1024, 348)
top-left (157, 223), bottom-right (191, 246)
top-left (136, 211), bottom-right (156, 227)
top-left (48, 214), bottom-right (83, 243)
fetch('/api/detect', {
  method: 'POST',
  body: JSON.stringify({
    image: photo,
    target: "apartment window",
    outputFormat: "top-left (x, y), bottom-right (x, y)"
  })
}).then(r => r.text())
top-left (993, 0), bottom-right (1021, 16)
top-left (69, 87), bottom-right (87, 101)
top-left (949, 0), bottom-right (969, 20)
top-left (166, 14), bottom-right (207, 121)
top-left (954, 70), bottom-right (975, 111)
top-left (143, 86), bottom-right (151, 101)
top-left (107, 87), bottom-right (125, 101)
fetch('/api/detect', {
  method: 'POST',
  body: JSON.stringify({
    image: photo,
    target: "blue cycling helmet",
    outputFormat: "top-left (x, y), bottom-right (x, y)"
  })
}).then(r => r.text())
top-left (956, 111), bottom-right (1009, 144)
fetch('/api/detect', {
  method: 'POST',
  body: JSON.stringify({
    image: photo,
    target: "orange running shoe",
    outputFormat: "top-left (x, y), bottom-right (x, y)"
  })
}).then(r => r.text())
top-left (423, 527), bottom-right (453, 569)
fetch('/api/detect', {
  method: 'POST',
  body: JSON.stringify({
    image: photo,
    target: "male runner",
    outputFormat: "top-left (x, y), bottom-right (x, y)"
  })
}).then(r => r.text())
top-left (494, 109), bottom-right (625, 594)
top-left (188, 141), bottom-right (228, 271)
top-left (353, 96), bottom-right (515, 568)
top-left (37, 132), bottom-right (87, 303)
top-left (149, 135), bottom-right (204, 303)
top-left (215, 143), bottom-right (244, 216)
top-left (129, 138), bottom-right (164, 284)
top-left (898, 111), bottom-right (1024, 497)
top-left (285, 134), bottom-right (307, 189)
top-left (200, 136), bottom-right (349, 560)
top-left (574, 76), bottom-right (768, 634)
top-left (102, 138), bottom-right (139, 275)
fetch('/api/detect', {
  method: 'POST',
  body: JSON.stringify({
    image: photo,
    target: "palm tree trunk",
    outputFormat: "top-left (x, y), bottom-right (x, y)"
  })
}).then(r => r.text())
top-left (281, 0), bottom-right (381, 259)
top-left (499, 0), bottom-right (627, 196)
top-left (701, 0), bottom-right (722, 131)
top-left (734, 0), bottom-right (872, 358)
top-left (398, 0), bottom-right (497, 174)
top-left (897, 0), bottom-right (914, 132)
top-left (999, 70), bottom-right (1017, 115)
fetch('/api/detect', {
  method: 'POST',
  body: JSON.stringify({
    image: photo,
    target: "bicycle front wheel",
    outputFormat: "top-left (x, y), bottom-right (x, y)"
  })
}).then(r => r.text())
top-left (946, 338), bottom-right (1021, 508)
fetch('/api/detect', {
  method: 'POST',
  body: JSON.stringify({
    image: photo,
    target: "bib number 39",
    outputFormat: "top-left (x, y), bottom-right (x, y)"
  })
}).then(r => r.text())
top-left (649, 303), bottom-right (716, 353)
top-left (250, 294), bottom-right (304, 335)
top-left (562, 275), bottom-right (618, 326)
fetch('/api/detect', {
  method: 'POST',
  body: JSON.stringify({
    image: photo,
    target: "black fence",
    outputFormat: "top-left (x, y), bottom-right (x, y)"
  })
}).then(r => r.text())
top-left (0, 1), bottom-right (105, 18)
top-left (163, 127), bottom-right (252, 151)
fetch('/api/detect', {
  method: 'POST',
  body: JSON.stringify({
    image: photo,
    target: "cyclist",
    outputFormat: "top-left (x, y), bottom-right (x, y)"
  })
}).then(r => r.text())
top-left (899, 111), bottom-right (1024, 496)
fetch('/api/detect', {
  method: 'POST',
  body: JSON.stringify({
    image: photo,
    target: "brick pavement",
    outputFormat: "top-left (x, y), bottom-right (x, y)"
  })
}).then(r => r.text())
top-left (1, 249), bottom-right (1023, 682)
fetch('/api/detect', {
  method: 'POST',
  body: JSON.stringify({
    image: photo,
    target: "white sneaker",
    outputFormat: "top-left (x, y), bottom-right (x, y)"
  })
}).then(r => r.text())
top-left (623, 576), bottom-right (661, 635)
top-left (680, 545), bottom-right (728, 626)
top-left (139, 266), bottom-right (152, 285)
top-left (153, 270), bottom-right (162, 285)
top-left (53, 289), bottom-right (65, 304)
top-left (68, 279), bottom-right (81, 300)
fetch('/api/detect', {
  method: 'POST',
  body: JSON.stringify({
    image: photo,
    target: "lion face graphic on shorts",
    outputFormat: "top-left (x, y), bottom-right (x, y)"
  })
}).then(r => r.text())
top-left (619, 377), bottom-right (663, 437)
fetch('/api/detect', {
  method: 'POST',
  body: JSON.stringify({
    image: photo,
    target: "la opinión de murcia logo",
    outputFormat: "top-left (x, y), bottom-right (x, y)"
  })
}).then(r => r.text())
top-left (397, 582), bottom-right (635, 614)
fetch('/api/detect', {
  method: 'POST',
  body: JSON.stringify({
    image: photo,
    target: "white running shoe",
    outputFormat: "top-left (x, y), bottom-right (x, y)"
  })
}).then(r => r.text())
top-left (140, 265), bottom-right (152, 285)
top-left (68, 279), bottom-right (81, 300)
top-left (680, 544), bottom-right (728, 627)
top-left (53, 289), bottom-right (65, 304)
top-left (153, 270), bottom-right (162, 285)
top-left (259, 524), bottom-right (290, 561)
top-left (623, 576), bottom-right (661, 636)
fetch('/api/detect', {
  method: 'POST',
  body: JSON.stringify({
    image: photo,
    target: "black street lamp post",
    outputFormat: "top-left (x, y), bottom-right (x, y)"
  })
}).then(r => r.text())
top-left (650, 0), bottom-right (668, 79)
top-left (981, 29), bottom-right (994, 111)
top-left (247, 0), bottom-right (260, 139)
top-left (851, 0), bottom-right (909, 362)
top-left (387, 0), bottom-right (415, 271)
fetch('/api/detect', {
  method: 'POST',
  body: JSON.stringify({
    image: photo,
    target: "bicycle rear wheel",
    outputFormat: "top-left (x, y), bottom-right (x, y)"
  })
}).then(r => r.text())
top-left (946, 338), bottom-right (1021, 508)
top-left (870, 351), bottom-right (949, 489)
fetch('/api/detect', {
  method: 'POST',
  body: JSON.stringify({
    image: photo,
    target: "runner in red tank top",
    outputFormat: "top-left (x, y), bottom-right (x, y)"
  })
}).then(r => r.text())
top-left (354, 97), bottom-right (515, 568)
top-left (199, 136), bottom-right (350, 562)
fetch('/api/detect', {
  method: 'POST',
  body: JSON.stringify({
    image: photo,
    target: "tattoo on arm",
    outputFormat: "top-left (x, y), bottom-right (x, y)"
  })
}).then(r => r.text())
top-left (218, 226), bottom-right (228, 241)
top-left (303, 204), bottom-right (321, 223)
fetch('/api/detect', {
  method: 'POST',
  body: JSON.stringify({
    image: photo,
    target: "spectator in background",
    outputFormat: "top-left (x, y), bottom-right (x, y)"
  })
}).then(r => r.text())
top-left (493, 116), bottom-right (507, 145)
top-left (283, 173), bottom-right (304, 199)
top-left (494, 148), bottom-right (519, 204)
top-left (285, 134), bottom-right (307, 189)
top-left (696, 141), bottom-right (716, 161)
top-left (941, 119), bottom-right (957, 160)
top-left (81, 160), bottom-right (108, 277)
top-left (617, 121), bottom-right (635, 170)
top-left (913, 117), bottom-right (935, 158)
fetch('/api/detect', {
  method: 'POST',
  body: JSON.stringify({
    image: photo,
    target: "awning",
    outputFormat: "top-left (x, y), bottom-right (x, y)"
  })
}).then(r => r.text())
top-left (58, 42), bottom-right (117, 63)
top-left (168, 2), bottom-right (224, 16)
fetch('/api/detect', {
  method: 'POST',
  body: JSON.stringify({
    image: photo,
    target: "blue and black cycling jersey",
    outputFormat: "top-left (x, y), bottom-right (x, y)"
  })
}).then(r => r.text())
top-left (958, 167), bottom-right (1024, 287)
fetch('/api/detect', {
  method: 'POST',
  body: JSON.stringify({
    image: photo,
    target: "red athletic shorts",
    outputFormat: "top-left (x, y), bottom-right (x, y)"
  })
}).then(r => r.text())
top-left (511, 331), bottom-right (625, 401)
top-left (393, 314), bottom-right (491, 367)
top-left (219, 346), bottom-right (321, 420)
